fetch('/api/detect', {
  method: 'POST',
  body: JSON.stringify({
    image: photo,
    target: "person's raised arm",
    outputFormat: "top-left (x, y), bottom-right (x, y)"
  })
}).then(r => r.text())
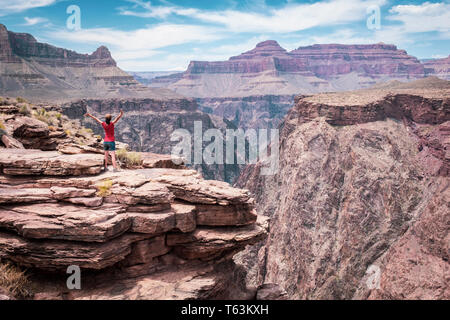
top-left (84, 112), bottom-right (103, 125)
top-left (113, 109), bottom-right (124, 124)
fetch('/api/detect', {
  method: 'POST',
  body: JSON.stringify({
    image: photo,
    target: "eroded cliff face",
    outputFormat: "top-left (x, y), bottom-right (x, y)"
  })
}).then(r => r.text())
top-left (197, 95), bottom-right (295, 130)
top-left (0, 102), bottom-right (267, 300)
top-left (235, 77), bottom-right (449, 299)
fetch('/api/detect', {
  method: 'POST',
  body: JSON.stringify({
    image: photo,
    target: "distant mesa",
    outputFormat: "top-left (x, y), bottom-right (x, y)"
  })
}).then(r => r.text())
top-left (148, 40), bottom-right (449, 98)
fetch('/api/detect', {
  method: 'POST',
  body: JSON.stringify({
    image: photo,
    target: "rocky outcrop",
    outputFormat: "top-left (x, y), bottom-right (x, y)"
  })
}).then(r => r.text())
top-left (0, 98), bottom-right (107, 152)
top-left (0, 24), bottom-right (180, 102)
top-left (148, 41), bottom-right (440, 98)
top-left (235, 77), bottom-right (449, 299)
top-left (0, 149), bottom-right (267, 299)
top-left (61, 98), bottom-right (242, 183)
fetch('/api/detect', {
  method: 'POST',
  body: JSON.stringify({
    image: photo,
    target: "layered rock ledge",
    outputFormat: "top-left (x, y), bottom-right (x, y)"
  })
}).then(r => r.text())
top-left (0, 149), bottom-right (267, 299)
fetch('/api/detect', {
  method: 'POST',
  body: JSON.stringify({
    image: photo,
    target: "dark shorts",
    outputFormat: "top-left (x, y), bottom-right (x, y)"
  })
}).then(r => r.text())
top-left (103, 141), bottom-right (116, 151)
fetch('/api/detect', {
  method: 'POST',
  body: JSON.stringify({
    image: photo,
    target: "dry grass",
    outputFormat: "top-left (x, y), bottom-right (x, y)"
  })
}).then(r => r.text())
top-left (116, 148), bottom-right (142, 167)
top-left (16, 97), bottom-right (28, 104)
top-left (0, 260), bottom-right (33, 299)
top-left (96, 179), bottom-right (113, 197)
top-left (18, 104), bottom-right (31, 116)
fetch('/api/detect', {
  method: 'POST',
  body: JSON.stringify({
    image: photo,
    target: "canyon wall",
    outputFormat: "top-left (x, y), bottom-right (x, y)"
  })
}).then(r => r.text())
top-left (197, 95), bottom-right (295, 130)
top-left (235, 77), bottom-right (449, 299)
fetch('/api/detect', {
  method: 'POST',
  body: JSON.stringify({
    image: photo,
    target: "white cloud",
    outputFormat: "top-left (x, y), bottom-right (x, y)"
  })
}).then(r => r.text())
top-left (23, 16), bottom-right (48, 26)
top-left (119, 0), bottom-right (387, 33)
top-left (120, 0), bottom-right (198, 19)
top-left (387, 1), bottom-right (450, 33)
top-left (431, 54), bottom-right (447, 59)
top-left (48, 23), bottom-right (226, 71)
top-left (48, 24), bottom-right (223, 51)
top-left (0, 0), bottom-right (57, 15)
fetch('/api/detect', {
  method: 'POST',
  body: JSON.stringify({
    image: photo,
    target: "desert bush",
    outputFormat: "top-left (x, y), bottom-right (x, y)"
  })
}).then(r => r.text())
top-left (78, 127), bottom-right (94, 137)
top-left (0, 260), bottom-right (33, 299)
top-left (31, 108), bottom-right (52, 124)
top-left (0, 121), bottom-right (5, 130)
top-left (18, 104), bottom-right (31, 116)
top-left (96, 179), bottom-right (113, 197)
top-left (116, 148), bottom-right (142, 167)
top-left (16, 97), bottom-right (27, 104)
top-left (64, 129), bottom-right (72, 136)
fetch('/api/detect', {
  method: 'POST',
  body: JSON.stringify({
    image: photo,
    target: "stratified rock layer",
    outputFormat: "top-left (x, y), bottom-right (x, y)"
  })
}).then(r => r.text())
top-left (0, 149), bottom-right (266, 300)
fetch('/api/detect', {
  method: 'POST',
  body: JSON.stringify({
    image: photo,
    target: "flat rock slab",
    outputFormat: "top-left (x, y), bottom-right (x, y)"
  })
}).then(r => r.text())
top-left (167, 217), bottom-right (269, 260)
top-left (147, 169), bottom-right (252, 205)
top-left (0, 149), bottom-right (103, 176)
top-left (127, 202), bottom-right (196, 235)
top-left (141, 152), bottom-right (184, 169)
top-left (0, 231), bottom-right (149, 270)
top-left (0, 187), bottom-right (54, 204)
top-left (196, 204), bottom-right (257, 226)
top-left (0, 203), bottom-right (130, 242)
top-left (61, 265), bottom-right (225, 300)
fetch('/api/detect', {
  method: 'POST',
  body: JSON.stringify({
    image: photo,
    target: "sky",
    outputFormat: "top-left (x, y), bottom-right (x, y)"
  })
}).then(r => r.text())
top-left (0, 0), bottom-right (449, 71)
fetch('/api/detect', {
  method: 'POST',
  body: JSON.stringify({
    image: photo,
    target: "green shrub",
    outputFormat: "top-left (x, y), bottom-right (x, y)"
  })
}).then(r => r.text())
top-left (16, 97), bottom-right (27, 104)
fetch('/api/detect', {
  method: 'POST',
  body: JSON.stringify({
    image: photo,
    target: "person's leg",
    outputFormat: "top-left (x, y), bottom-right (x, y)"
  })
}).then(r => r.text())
top-left (104, 151), bottom-right (109, 170)
top-left (110, 151), bottom-right (118, 169)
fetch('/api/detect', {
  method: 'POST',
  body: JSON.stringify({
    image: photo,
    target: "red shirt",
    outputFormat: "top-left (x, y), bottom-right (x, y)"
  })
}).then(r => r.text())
top-left (102, 122), bottom-right (115, 142)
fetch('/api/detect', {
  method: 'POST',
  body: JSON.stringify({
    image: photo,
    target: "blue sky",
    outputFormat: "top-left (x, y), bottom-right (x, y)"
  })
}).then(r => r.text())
top-left (0, 0), bottom-right (449, 71)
